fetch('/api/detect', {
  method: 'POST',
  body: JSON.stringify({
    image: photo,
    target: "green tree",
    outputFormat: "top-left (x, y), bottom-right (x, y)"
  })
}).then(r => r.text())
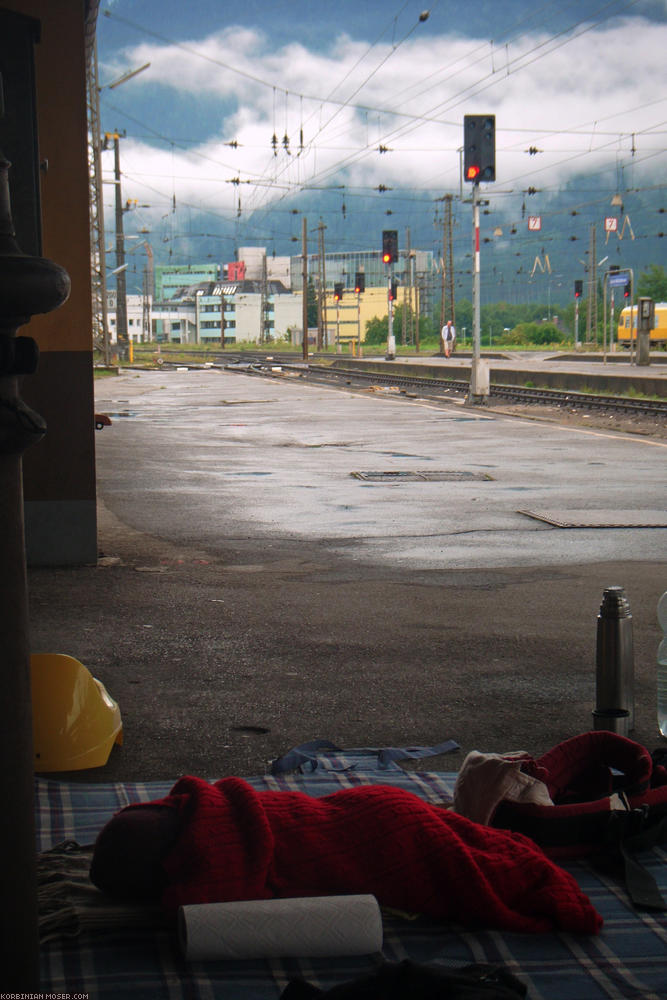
top-left (637, 265), bottom-right (667, 302)
top-left (364, 305), bottom-right (433, 346)
top-left (454, 299), bottom-right (472, 337)
top-left (500, 322), bottom-right (565, 346)
top-left (364, 315), bottom-right (387, 344)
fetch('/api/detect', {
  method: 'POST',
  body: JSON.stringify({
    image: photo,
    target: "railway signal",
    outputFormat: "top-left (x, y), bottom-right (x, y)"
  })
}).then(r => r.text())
top-left (463, 115), bottom-right (496, 183)
top-left (381, 230), bottom-right (398, 264)
top-left (574, 280), bottom-right (583, 298)
top-left (354, 272), bottom-right (365, 294)
top-left (333, 282), bottom-right (344, 302)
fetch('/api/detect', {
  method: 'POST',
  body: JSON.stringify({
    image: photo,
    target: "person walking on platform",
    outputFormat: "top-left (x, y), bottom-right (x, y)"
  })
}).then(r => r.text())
top-left (442, 319), bottom-right (456, 357)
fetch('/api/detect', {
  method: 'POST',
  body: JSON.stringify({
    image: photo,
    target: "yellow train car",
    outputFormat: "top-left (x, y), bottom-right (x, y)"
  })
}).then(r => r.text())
top-left (617, 302), bottom-right (667, 348)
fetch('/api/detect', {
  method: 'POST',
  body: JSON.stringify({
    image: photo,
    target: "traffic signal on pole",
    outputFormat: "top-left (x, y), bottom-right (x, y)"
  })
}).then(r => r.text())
top-left (382, 230), bottom-right (398, 264)
top-left (463, 115), bottom-right (496, 183)
top-left (574, 280), bottom-right (583, 298)
top-left (389, 279), bottom-right (398, 301)
top-left (333, 282), bottom-right (343, 302)
top-left (354, 272), bottom-right (365, 294)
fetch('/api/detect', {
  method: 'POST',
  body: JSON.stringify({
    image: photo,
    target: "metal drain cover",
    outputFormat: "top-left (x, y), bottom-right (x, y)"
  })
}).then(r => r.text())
top-left (518, 508), bottom-right (667, 528)
top-left (351, 470), bottom-right (493, 482)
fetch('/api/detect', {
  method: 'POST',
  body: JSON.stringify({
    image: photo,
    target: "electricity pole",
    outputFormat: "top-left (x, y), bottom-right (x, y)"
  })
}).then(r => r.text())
top-left (302, 217), bottom-right (308, 361)
top-left (317, 220), bottom-right (327, 350)
top-left (402, 227), bottom-right (410, 346)
top-left (86, 40), bottom-right (110, 364)
top-left (260, 253), bottom-right (267, 344)
top-left (586, 224), bottom-right (598, 343)
top-left (89, 60), bottom-right (149, 363)
top-left (112, 132), bottom-right (129, 360)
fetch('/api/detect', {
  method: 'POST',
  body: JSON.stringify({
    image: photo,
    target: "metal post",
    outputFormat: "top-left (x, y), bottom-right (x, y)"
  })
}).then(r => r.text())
top-left (466, 181), bottom-right (489, 404)
top-left (0, 154), bottom-right (70, 989)
top-left (88, 42), bottom-right (110, 365)
top-left (301, 217), bottom-right (308, 361)
top-left (472, 181), bottom-right (481, 362)
top-left (415, 272), bottom-right (421, 354)
top-left (336, 299), bottom-right (340, 353)
top-left (113, 134), bottom-right (128, 361)
top-left (386, 269), bottom-right (395, 360)
top-left (637, 296), bottom-right (653, 367)
top-left (602, 272), bottom-right (608, 363)
top-left (317, 220), bottom-right (327, 351)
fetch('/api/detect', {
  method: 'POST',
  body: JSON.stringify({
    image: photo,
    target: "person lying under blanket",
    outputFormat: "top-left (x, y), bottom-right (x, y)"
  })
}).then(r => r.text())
top-left (90, 776), bottom-right (603, 935)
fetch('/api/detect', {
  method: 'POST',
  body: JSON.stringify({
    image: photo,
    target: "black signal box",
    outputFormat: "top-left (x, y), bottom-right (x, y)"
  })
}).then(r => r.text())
top-left (463, 115), bottom-right (496, 183)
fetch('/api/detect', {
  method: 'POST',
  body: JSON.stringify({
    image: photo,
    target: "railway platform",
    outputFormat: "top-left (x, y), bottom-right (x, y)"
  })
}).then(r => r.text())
top-left (28, 365), bottom-right (667, 783)
top-left (335, 350), bottom-right (667, 398)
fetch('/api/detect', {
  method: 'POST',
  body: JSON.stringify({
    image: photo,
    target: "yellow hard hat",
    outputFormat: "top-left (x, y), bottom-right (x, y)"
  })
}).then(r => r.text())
top-left (31, 653), bottom-right (123, 772)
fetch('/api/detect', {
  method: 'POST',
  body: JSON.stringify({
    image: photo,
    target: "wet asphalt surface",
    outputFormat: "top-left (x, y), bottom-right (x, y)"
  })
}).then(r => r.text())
top-left (27, 365), bottom-right (667, 783)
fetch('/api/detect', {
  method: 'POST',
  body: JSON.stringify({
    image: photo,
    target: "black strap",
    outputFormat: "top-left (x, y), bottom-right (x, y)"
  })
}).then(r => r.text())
top-left (281, 961), bottom-right (527, 999)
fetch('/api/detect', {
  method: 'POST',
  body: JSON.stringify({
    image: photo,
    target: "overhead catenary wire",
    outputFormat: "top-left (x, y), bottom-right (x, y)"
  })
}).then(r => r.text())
top-left (98, 2), bottom-right (665, 270)
top-left (276, 0), bottom-right (645, 205)
top-left (100, 0), bottom-right (661, 222)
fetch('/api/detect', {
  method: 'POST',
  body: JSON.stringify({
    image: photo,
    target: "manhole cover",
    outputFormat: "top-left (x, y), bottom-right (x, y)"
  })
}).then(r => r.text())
top-left (351, 470), bottom-right (493, 482)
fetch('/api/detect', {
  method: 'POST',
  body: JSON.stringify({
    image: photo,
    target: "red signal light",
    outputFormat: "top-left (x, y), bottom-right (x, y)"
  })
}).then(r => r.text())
top-left (466, 164), bottom-right (481, 181)
top-left (381, 230), bottom-right (398, 264)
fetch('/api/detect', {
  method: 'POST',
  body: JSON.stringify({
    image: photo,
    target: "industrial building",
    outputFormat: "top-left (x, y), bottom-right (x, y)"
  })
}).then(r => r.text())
top-left (104, 243), bottom-right (439, 349)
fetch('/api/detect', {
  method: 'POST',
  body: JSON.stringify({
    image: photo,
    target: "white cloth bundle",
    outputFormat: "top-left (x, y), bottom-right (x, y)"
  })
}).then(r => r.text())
top-left (178, 894), bottom-right (383, 960)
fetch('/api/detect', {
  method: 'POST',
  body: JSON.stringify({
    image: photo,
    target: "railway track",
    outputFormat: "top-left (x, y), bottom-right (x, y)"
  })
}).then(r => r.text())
top-left (136, 348), bottom-right (667, 420)
top-left (236, 360), bottom-right (667, 420)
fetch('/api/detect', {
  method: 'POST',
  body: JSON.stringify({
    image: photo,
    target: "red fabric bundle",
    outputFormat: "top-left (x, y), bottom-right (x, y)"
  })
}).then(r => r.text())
top-left (492, 732), bottom-right (667, 860)
top-left (158, 776), bottom-right (602, 935)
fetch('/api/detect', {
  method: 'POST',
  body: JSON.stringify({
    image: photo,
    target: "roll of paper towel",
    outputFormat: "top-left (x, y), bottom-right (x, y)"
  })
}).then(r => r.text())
top-left (178, 894), bottom-right (383, 960)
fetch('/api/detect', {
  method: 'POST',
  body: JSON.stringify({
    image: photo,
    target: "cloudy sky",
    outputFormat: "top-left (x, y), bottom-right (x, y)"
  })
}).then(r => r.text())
top-left (96, 1), bottom-right (667, 272)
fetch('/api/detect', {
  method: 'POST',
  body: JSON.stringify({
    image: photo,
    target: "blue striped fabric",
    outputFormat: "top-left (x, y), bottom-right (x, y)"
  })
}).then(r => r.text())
top-left (36, 751), bottom-right (667, 1000)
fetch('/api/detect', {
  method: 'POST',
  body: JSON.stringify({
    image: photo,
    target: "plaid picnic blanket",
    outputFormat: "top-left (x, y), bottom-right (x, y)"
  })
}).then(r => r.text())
top-left (36, 748), bottom-right (667, 999)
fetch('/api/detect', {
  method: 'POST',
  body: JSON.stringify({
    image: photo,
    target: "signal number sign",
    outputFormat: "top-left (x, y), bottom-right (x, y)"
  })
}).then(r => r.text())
top-left (527, 216), bottom-right (541, 231)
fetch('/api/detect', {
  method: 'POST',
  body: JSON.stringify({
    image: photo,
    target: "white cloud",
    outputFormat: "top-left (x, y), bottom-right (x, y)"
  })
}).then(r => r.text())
top-left (103, 16), bottom-right (667, 224)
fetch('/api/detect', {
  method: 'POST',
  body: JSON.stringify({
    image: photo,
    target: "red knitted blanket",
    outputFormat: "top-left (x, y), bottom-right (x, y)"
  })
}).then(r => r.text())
top-left (157, 777), bottom-right (602, 935)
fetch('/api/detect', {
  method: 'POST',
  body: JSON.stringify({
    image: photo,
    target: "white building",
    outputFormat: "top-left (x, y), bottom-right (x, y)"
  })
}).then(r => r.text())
top-left (106, 250), bottom-right (302, 346)
top-left (236, 247), bottom-right (291, 285)
top-left (106, 291), bottom-right (153, 343)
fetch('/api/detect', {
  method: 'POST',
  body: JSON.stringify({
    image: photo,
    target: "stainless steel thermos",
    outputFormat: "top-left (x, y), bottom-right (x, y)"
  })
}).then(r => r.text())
top-left (592, 586), bottom-right (634, 736)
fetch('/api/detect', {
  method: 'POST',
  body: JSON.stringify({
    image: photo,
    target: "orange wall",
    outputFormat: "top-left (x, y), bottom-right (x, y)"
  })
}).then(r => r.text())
top-left (3, 0), bottom-right (92, 352)
top-left (2, 0), bottom-right (97, 564)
